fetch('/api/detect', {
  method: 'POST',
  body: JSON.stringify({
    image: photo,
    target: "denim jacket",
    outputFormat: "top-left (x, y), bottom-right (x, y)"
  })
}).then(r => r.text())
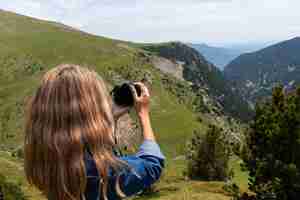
top-left (83, 140), bottom-right (165, 200)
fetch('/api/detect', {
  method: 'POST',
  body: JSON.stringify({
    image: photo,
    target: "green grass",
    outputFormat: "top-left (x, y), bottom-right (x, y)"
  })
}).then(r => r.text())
top-left (231, 157), bottom-right (249, 193)
top-left (134, 158), bottom-right (249, 200)
top-left (0, 151), bottom-right (44, 199)
top-left (0, 152), bottom-right (248, 200)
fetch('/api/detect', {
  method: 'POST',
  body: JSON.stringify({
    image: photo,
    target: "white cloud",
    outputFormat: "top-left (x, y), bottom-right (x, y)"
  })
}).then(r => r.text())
top-left (1, 0), bottom-right (300, 44)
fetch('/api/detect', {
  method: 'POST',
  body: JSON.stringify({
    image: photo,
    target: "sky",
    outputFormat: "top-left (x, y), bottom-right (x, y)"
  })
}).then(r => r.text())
top-left (1, 0), bottom-right (300, 45)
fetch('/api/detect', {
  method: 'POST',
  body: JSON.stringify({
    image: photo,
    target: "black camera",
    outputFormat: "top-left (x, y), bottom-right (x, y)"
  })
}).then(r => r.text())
top-left (111, 82), bottom-right (142, 107)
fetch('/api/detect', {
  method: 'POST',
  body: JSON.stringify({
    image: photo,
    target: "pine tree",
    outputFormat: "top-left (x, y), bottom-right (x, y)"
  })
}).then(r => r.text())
top-left (186, 124), bottom-right (233, 181)
top-left (242, 86), bottom-right (300, 200)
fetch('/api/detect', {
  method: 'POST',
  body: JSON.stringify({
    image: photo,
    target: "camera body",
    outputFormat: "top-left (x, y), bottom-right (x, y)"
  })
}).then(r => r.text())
top-left (111, 82), bottom-right (142, 107)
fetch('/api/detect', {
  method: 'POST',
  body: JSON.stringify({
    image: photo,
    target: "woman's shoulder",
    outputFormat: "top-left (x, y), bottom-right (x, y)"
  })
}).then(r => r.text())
top-left (84, 140), bottom-right (165, 179)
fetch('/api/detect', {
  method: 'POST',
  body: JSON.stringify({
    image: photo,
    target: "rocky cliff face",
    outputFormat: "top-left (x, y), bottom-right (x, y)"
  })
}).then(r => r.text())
top-left (142, 42), bottom-right (252, 121)
top-left (224, 37), bottom-right (300, 105)
top-left (144, 42), bottom-right (228, 91)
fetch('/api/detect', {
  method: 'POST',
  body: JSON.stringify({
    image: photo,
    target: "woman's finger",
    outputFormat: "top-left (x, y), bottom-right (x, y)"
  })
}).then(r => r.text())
top-left (143, 85), bottom-right (150, 97)
top-left (134, 82), bottom-right (150, 97)
top-left (129, 85), bottom-right (139, 101)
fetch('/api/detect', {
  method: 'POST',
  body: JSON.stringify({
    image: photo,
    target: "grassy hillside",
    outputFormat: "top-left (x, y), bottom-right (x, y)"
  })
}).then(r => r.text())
top-left (0, 10), bottom-right (203, 154)
top-left (0, 10), bottom-right (247, 200)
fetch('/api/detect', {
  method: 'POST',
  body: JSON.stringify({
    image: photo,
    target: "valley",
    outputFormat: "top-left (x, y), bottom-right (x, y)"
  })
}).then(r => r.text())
top-left (190, 44), bottom-right (242, 70)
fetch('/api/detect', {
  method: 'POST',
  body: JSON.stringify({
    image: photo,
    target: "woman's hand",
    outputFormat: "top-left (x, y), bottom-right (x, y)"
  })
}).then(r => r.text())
top-left (112, 82), bottom-right (150, 122)
top-left (130, 82), bottom-right (155, 141)
top-left (130, 82), bottom-right (150, 119)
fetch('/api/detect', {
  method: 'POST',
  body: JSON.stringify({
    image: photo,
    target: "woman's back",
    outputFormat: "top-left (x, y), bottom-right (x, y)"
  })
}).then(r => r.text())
top-left (24, 64), bottom-right (165, 200)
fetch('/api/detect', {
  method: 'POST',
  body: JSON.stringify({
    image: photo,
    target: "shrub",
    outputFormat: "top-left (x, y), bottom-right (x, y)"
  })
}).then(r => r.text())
top-left (223, 182), bottom-right (240, 199)
top-left (186, 124), bottom-right (233, 181)
top-left (0, 174), bottom-right (27, 200)
top-left (241, 86), bottom-right (300, 200)
top-left (11, 146), bottom-right (24, 159)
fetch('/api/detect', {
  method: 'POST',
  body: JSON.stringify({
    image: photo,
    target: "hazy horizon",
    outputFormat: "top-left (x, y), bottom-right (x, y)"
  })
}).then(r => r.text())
top-left (1, 0), bottom-right (299, 46)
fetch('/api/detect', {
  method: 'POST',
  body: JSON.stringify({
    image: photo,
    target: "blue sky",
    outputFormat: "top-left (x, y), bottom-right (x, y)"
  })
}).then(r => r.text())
top-left (1, 0), bottom-right (300, 45)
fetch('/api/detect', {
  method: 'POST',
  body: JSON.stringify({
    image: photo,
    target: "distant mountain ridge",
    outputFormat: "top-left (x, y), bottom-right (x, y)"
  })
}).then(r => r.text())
top-left (224, 37), bottom-right (300, 105)
top-left (191, 43), bottom-right (242, 70)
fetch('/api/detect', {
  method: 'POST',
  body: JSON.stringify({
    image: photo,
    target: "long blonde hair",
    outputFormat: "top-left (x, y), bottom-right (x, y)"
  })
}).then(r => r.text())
top-left (24, 64), bottom-right (123, 199)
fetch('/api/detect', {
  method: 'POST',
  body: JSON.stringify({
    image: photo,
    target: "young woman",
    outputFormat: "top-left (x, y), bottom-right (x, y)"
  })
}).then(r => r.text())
top-left (24, 64), bottom-right (165, 200)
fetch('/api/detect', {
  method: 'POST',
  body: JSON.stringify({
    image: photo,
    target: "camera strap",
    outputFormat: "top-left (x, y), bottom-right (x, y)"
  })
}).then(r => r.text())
top-left (112, 123), bottom-right (124, 157)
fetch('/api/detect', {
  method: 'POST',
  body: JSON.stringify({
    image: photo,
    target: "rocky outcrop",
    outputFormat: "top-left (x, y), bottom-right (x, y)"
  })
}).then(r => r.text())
top-left (151, 56), bottom-right (184, 80)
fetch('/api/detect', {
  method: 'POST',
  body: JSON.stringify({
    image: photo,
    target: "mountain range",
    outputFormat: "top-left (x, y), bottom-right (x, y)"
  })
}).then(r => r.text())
top-left (190, 42), bottom-right (275, 70)
top-left (224, 37), bottom-right (300, 105)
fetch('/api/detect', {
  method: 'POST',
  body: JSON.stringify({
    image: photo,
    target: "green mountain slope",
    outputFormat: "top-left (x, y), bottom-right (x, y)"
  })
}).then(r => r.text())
top-left (0, 10), bottom-right (204, 155)
top-left (224, 37), bottom-right (300, 104)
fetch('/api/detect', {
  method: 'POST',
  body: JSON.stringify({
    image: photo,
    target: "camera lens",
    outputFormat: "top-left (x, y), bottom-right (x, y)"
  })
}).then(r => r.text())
top-left (111, 83), bottom-right (141, 107)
